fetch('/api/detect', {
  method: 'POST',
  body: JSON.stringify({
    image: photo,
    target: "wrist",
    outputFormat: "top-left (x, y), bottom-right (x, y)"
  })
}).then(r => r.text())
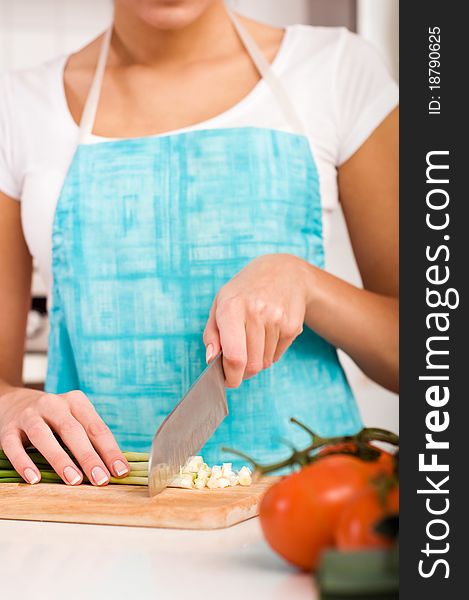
top-left (0, 383), bottom-right (21, 408)
top-left (295, 257), bottom-right (320, 309)
top-left (0, 382), bottom-right (18, 395)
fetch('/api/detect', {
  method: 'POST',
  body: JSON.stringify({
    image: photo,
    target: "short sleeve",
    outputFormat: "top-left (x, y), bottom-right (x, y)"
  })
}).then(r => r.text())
top-left (335, 30), bottom-right (399, 166)
top-left (0, 73), bottom-right (21, 199)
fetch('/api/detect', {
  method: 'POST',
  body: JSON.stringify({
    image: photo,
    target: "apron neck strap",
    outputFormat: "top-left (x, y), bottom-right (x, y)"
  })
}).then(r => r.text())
top-left (78, 9), bottom-right (305, 143)
top-left (228, 11), bottom-right (305, 135)
top-left (78, 26), bottom-right (112, 144)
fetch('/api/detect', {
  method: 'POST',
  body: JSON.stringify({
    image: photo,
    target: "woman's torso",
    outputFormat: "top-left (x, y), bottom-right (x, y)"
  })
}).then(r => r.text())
top-left (0, 24), bottom-right (391, 297)
top-left (44, 16), bottom-right (364, 461)
top-left (0, 22), bottom-right (398, 462)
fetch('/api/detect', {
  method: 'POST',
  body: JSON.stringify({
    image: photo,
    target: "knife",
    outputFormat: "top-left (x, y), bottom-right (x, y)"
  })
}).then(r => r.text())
top-left (148, 353), bottom-right (228, 497)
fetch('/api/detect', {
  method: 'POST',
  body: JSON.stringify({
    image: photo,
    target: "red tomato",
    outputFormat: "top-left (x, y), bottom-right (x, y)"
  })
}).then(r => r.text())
top-left (259, 455), bottom-right (391, 571)
top-left (335, 485), bottom-right (399, 550)
top-left (317, 443), bottom-right (395, 475)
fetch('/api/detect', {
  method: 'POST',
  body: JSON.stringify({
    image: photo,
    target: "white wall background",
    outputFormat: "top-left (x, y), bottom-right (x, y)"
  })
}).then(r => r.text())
top-left (0, 0), bottom-right (398, 433)
top-left (358, 0), bottom-right (399, 80)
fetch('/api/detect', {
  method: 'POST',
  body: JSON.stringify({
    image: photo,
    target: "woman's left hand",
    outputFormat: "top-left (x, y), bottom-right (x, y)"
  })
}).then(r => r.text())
top-left (203, 254), bottom-right (310, 388)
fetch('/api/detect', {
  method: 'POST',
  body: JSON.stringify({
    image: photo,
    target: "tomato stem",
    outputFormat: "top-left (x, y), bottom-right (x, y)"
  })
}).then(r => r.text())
top-left (289, 417), bottom-right (324, 443)
top-left (357, 428), bottom-right (400, 446)
top-left (222, 422), bottom-right (399, 475)
top-left (220, 447), bottom-right (262, 470)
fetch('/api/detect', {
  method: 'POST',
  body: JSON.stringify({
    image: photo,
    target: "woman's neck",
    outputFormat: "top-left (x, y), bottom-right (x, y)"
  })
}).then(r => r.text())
top-left (112, 1), bottom-right (238, 67)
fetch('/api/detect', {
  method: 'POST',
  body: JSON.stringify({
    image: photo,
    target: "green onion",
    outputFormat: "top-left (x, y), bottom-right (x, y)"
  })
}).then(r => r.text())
top-left (128, 462), bottom-right (149, 472)
top-left (0, 469), bottom-right (62, 482)
top-left (0, 449), bottom-right (150, 486)
top-left (124, 470), bottom-right (147, 478)
top-left (0, 450), bottom-right (254, 490)
top-left (109, 476), bottom-right (148, 486)
top-left (0, 470), bottom-right (21, 478)
top-left (122, 452), bottom-right (149, 462)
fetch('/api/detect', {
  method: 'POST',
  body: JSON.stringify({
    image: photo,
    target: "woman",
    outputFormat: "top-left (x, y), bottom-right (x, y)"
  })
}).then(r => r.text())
top-left (0, 0), bottom-right (398, 487)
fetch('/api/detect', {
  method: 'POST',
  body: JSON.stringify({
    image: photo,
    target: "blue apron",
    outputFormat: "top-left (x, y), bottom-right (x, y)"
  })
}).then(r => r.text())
top-left (46, 13), bottom-right (362, 467)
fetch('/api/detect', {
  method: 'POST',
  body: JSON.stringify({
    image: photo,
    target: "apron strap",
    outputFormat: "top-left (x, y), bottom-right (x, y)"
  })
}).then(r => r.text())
top-left (228, 11), bottom-right (305, 135)
top-left (78, 26), bottom-right (112, 143)
top-left (78, 9), bottom-right (305, 142)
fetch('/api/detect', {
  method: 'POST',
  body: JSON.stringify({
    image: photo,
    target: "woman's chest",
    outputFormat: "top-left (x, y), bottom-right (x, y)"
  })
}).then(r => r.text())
top-left (65, 56), bottom-right (268, 138)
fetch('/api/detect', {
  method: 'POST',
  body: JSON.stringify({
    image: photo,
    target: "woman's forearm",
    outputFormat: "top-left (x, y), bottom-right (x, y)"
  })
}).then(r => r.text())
top-left (303, 262), bottom-right (399, 392)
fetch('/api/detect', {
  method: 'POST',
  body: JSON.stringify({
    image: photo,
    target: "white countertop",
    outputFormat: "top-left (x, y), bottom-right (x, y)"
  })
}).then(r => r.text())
top-left (0, 518), bottom-right (317, 600)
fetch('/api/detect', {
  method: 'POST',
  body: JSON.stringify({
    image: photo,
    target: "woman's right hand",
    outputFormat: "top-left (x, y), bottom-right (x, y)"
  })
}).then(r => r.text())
top-left (0, 387), bottom-right (130, 485)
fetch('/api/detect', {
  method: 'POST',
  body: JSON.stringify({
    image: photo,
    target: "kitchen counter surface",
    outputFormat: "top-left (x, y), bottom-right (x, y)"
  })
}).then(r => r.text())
top-left (0, 518), bottom-right (317, 600)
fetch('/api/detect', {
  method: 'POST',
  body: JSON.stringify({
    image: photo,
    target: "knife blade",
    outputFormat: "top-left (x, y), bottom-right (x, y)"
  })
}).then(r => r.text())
top-left (148, 353), bottom-right (227, 497)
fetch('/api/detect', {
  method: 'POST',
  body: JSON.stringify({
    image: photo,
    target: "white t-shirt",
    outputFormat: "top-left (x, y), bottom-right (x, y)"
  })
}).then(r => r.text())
top-left (0, 25), bottom-right (398, 298)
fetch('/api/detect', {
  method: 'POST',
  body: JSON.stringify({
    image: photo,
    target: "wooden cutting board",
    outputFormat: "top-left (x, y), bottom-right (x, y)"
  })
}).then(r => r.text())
top-left (0, 477), bottom-right (278, 530)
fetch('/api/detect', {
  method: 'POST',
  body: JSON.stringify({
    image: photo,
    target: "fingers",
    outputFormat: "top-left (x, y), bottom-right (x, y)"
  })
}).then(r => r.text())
top-left (22, 416), bottom-right (83, 486)
top-left (244, 317), bottom-right (265, 379)
top-left (66, 391), bottom-right (129, 478)
top-left (274, 318), bottom-right (304, 362)
top-left (203, 300), bottom-right (221, 364)
top-left (263, 322), bottom-right (280, 369)
top-left (0, 389), bottom-right (128, 486)
top-left (213, 295), bottom-right (304, 386)
top-left (216, 297), bottom-right (247, 388)
top-left (42, 416), bottom-right (109, 487)
top-left (0, 431), bottom-right (41, 484)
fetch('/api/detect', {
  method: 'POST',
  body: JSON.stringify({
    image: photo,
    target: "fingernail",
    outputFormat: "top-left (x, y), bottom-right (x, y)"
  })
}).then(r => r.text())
top-left (112, 459), bottom-right (129, 477)
top-left (206, 343), bottom-right (214, 364)
top-left (91, 466), bottom-right (109, 486)
top-left (24, 467), bottom-right (40, 484)
top-left (63, 466), bottom-right (81, 485)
